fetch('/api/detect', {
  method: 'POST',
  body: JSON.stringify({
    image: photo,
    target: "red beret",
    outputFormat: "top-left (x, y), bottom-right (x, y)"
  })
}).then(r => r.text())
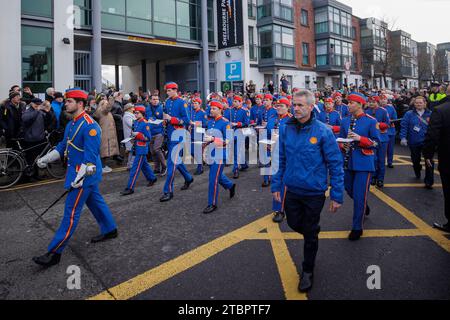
top-left (134, 105), bottom-right (146, 113)
top-left (324, 98), bottom-right (334, 103)
top-left (287, 95), bottom-right (292, 100)
top-left (192, 98), bottom-right (202, 105)
top-left (210, 100), bottom-right (223, 110)
top-left (255, 94), bottom-right (264, 100)
top-left (233, 95), bottom-right (243, 102)
top-left (222, 98), bottom-right (228, 104)
top-left (332, 92), bottom-right (343, 99)
top-left (276, 98), bottom-right (290, 106)
top-left (164, 82), bottom-right (178, 90)
top-left (65, 88), bottom-right (88, 100)
top-left (369, 95), bottom-right (380, 103)
top-left (264, 94), bottom-right (273, 101)
top-left (348, 93), bottom-right (367, 105)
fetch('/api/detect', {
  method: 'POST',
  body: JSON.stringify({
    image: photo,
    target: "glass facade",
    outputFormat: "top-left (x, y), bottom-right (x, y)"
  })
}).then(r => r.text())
top-left (22, 0), bottom-right (53, 18)
top-left (259, 24), bottom-right (294, 61)
top-left (316, 38), bottom-right (353, 67)
top-left (257, 0), bottom-right (293, 22)
top-left (314, 6), bottom-right (352, 39)
top-left (74, 0), bottom-right (92, 27)
top-left (21, 26), bottom-right (53, 93)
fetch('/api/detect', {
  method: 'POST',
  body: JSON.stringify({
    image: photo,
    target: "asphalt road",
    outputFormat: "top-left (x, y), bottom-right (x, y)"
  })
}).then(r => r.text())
top-left (1, 145), bottom-right (449, 300)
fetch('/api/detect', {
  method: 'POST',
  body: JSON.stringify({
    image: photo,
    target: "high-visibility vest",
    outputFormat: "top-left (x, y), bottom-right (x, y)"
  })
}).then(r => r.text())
top-left (429, 93), bottom-right (447, 102)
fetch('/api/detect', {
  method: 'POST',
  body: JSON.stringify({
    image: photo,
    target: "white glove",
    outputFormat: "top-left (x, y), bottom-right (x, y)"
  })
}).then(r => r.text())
top-left (131, 132), bottom-right (139, 137)
top-left (71, 164), bottom-right (87, 189)
top-left (37, 150), bottom-right (60, 169)
top-left (86, 164), bottom-right (96, 176)
top-left (401, 138), bottom-right (408, 147)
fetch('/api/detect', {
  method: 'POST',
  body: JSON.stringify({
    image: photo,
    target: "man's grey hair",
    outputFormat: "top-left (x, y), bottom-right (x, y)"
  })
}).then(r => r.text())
top-left (293, 89), bottom-right (315, 106)
top-left (46, 87), bottom-right (55, 95)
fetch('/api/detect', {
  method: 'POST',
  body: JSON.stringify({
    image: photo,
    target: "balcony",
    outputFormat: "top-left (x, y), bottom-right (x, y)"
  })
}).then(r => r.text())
top-left (316, 54), bottom-right (353, 72)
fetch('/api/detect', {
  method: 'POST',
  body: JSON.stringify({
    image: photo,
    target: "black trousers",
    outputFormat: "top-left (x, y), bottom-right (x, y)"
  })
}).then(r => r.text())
top-left (441, 172), bottom-right (450, 224)
top-left (284, 191), bottom-right (326, 273)
top-left (410, 145), bottom-right (434, 186)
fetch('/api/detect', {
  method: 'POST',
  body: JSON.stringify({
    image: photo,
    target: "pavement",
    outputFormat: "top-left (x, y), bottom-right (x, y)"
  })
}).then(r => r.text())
top-left (0, 145), bottom-right (449, 300)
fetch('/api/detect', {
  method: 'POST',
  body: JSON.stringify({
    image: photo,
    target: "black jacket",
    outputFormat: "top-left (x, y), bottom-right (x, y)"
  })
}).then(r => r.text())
top-left (423, 101), bottom-right (450, 174)
top-left (0, 100), bottom-right (25, 140)
top-left (22, 107), bottom-right (53, 142)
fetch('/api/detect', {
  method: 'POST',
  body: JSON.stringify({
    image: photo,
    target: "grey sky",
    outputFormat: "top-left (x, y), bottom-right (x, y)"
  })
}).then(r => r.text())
top-left (341, 0), bottom-right (450, 45)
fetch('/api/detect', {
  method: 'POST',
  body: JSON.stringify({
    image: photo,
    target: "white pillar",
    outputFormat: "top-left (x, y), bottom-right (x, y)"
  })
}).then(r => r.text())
top-left (0, 0), bottom-right (21, 95)
top-left (53, 0), bottom-right (74, 92)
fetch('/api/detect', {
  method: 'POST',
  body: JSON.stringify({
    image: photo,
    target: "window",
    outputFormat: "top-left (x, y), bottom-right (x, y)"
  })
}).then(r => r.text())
top-left (21, 26), bottom-right (53, 93)
top-left (248, 0), bottom-right (256, 19)
top-left (302, 43), bottom-right (309, 65)
top-left (258, 25), bottom-right (294, 61)
top-left (22, 0), bottom-right (52, 18)
top-left (351, 27), bottom-right (356, 40)
top-left (301, 9), bottom-right (309, 26)
top-left (317, 39), bottom-right (352, 67)
top-left (315, 8), bottom-right (328, 34)
top-left (257, 0), bottom-right (292, 21)
top-left (249, 26), bottom-right (257, 61)
top-left (74, 0), bottom-right (92, 27)
top-left (316, 40), bottom-right (328, 66)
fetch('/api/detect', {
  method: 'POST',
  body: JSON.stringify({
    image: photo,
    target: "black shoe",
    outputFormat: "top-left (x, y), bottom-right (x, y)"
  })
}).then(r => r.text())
top-left (298, 272), bottom-right (314, 293)
top-left (91, 229), bottom-right (118, 243)
top-left (154, 169), bottom-right (161, 175)
top-left (32, 252), bottom-right (61, 267)
top-left (233, 171), bottom-right (239, 179)
top-left (433, 223), bottom-right (450, 233)
top-left (239, 165), bottom-right (249, 172)
top-left (181, 178), bottom-right (194, 191)
top-left (114, 155), bottom-right (124, 164)
top-left (425, 184), bottom-right (433, 190)
top-left (147, 178), bottom-right (157, 187)
top-left (203, 205), bottom-right (218, 214)
top-left (376, 180), bottom-right (384, 188)
top-left (365, 205), bottom-right (371, 217)
top-left (348, 230), bottom-right (363, 241)
top-left (121, 189), bottom-right (134, 196)
top-left (273, 211), bottom-right (285, 223)
top-left (371, 178), bottom-right (377, 186)
top-left (229, 184), bottom-right (236, 199)
top-left (262, 181), bottom-right (270, 188)
top-left (194, 170), bottom-right (204, 176)
top-left (160, 193), bottom-right (173, 202)
top-left (415, 173), bottom-right (421, 180)
top-left (387, 164), bottom-right (394, 169)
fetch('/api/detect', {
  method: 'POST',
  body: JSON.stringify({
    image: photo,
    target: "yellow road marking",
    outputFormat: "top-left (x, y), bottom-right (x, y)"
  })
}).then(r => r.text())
top-left (266, 223), bottom-right (307, 300)
top-left (89, 215), bottom-right (272, 300)
top-left (383, 184), bottom-right (442, 188)
top-left (245, 229), bottom-right (426, 240)
top-left (371, 188), bottom-right (450, 253)
top-left (0, 167), bottom-right (129, 193)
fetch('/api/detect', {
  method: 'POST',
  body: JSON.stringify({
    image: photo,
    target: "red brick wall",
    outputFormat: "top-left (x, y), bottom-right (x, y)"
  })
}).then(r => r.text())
top-left (294, 0), bottom-right (316, 70)
top-left (352, 15), bottom-right (362, 73)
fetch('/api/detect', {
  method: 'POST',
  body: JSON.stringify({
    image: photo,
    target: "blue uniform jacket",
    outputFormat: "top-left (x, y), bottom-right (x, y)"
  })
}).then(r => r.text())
top-left (272, 118), bottom-right (344, 204)
top-left (259, 106), bottom-right (278, 124)
top-left (400, 109), bottom-right (432, 147)
top-left (132, 119), bottom-right (152, 156)
top-left (224, 107), bottom-right (250, 129)
top-left (383, 104), bottom-right (398, 136)
top-left (145, 103), bottom-right (164, 136)
top-left (317, 110), bottom-right (342, 136)
top-left (207, 116), bottom-right (231, 160)
top-left (190, 108), bottom-right (208, 139)
top-left (339, 114), bottom-right (381, 172)
top-left (56, 112), bottom-right (102, 190)
top-left (164, 97), bottom-right (190, 141)
top-left (365, 107), bottom-right (390, 143)
top-left (250, 104), bottom-right (264, 125)
top-left (267, 114), bottom-right (291, 132)
top-left (335, 103), bottom-right (350, 118)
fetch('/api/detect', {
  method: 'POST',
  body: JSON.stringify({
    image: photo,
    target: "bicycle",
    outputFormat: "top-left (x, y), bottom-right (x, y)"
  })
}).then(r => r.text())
top-left (0, 132), bottom-right (66, 189)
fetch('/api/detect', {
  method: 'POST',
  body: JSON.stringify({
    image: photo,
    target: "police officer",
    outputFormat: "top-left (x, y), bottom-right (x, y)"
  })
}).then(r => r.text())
top-left (121, 105), bottom-right (158, 196)
top-left (189, 97), bottom-right (208, 175)
top-left (317, 98), bottom-right (341, 137)
top-left (380, 94), bottom-right (398, 169)
top-left (203, 100), bottom-right (236, 214)
top-left (365, 95), bottom-right (390, 188)
top-left (400, 96), bottom-right (434, 188)
top-left (224, 95), bottom-right (250, 179)
top-left (260, 94), bottom-right (278, 187)
top-left (160, 82), bottom-right (194, 202)
top-left (339, 93), bottom-right (381, 241)
top-left (272, 89), bottom-right (344, 293)
top-left (269, 98), bottom-right (292, 223)
top-left (34, 88), bottom-right (118, 267)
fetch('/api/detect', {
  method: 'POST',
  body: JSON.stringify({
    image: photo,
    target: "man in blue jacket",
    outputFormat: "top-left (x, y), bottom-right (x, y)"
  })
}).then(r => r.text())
top-left (272, 89), bottom-right (344, 293)
top-left (400, 96), bottom-right (434, 188)
top-left (146, 94), bottom-right (167, 176)
top-left (380, 94), bottom-right (398, 169)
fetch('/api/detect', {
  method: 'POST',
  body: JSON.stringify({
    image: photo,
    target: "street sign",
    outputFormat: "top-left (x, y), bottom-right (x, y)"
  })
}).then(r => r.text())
top-left (225, 62), bottom-right (243, 81)
top-left (221, 81), bottom-right (232, 93)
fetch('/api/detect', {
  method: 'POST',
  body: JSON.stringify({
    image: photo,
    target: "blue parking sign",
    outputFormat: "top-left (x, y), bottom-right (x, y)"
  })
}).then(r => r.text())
top-left (225, 62), bottom-right (242, 81)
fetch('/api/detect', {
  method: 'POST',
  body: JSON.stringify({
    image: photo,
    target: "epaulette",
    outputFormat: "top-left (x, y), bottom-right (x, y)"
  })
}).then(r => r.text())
top-left (83, 113), bottom-right (94, 125)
